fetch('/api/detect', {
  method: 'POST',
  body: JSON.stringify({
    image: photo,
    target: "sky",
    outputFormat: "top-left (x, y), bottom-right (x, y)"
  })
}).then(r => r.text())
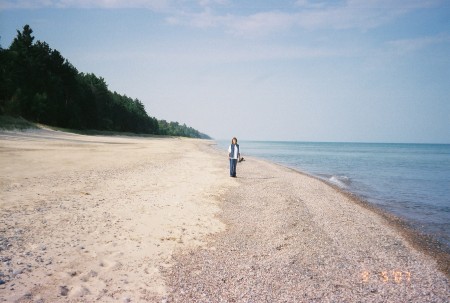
top-left (1, 0), bottom-right (449, 143)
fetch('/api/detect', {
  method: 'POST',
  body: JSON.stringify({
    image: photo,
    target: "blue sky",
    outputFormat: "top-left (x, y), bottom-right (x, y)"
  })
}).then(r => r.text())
top-left (1, 0), bottom-right (449, 143)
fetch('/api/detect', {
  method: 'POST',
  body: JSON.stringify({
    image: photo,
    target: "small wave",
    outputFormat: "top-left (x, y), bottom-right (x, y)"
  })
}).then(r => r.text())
top-left (329, 175), bottom-right (350, 188)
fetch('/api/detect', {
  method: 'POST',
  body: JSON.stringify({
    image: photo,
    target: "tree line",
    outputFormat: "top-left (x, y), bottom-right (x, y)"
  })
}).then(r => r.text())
top-left (0, 25), bottom-right (210, 139)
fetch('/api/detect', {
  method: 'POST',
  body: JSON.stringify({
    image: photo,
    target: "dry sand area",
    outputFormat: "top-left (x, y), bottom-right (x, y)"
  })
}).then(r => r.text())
top-left (0, 129), bottom-right (234, 302)
top-left (1, 129), bottom-right (449, 302)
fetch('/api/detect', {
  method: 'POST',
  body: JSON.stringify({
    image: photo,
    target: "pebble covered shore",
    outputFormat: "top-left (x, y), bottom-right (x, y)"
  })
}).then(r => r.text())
top-left (164, 156), bottom-right (449, 302)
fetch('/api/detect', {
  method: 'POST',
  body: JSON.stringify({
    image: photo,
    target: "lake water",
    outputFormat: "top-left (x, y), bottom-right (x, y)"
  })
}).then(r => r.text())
top-left (217, 140), bottom-right (450, 250)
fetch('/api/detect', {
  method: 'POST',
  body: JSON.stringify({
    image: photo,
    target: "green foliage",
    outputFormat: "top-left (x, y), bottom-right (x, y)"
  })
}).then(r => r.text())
top-left (0, 25), bottom-right (209, 138)
top-left (0, 115), bottom-right (37, 130)
top-left (158, 120), bottom-right (211, 139)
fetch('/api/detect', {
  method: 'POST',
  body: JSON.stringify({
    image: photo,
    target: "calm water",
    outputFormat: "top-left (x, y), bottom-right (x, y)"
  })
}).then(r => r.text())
top-left (217, 141), bottom-right (450, 249)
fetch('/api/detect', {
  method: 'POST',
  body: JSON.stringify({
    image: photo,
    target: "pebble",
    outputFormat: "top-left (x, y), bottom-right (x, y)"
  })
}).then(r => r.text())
top-left (12, 269), bottom-right (23, 277)
top-left (0, 280), bottom-right (5, 285)
top-left (0, 256), bottom-right (11, 262)
top-left (60, 285), bottom-right (69, 296)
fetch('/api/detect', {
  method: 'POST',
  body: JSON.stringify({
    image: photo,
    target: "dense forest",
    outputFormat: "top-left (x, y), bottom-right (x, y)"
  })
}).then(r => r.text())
top-left (0, 25), bottom-right (210, 139)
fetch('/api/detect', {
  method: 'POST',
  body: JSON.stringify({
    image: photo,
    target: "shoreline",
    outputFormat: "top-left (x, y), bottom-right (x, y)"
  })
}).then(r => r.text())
top-left (278, 163), bottom-right (450, 279)
top-left (331, 183), bottom-right (450, 279)
top-left (1, 130), bottom-right (448, 302)
top-left (213, 142), bottom-right (450, 279)
top-left (214, 140), bottom-right (450, 257)
top-left (165, 150), bottom-right (449, 302)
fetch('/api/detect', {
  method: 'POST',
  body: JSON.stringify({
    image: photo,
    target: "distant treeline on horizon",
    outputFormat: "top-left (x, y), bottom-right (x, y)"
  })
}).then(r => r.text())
top-left (0, 25), bottom-right (210, 139)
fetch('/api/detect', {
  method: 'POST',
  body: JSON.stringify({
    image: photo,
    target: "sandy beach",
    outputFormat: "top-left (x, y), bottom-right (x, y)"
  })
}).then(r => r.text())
top-left (0, 129), bottom-right (234, 302)
top-left (1, 130), bottom-right (449, 302)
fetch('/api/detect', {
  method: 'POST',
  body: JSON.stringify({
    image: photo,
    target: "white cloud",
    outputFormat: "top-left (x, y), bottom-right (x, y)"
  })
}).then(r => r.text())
top-left (1, 0), bottom-right (443, 37)
top-left (295, 0), bottom-right (441, 30)
top-left (225, 11), bottom-right (295, 36)
top-left (196, 0), bottom-right (228, 7)
top-left (0, 0), bottom-right (172, 10)
top-left (166, 0), bottom-right (442, 36)
top-left (294, 0), bottom-right (329, 9)
top-left (0, 0), bottom-right (231, 10)
top-left (167, 10), bottom-right (297, 36)
top-left (387, 33), bottom-right (450, 53)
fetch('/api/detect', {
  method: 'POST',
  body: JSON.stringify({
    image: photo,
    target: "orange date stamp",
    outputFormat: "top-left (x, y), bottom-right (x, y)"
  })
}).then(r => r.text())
top-left (362, 270), bottom-right (411, 283)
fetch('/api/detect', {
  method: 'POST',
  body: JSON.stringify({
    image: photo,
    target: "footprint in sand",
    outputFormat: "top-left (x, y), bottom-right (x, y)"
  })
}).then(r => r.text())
top-left (99, 259), bottom-right (122, 270)
top-left (79, 270), bottom-right (98, 282)
top-left (68, 285), bottom-right (90, 298)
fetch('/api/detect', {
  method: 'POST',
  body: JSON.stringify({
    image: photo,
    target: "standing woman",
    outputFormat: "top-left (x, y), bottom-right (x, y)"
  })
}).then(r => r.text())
top-left (228, 137), bottom-right (240, 177)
